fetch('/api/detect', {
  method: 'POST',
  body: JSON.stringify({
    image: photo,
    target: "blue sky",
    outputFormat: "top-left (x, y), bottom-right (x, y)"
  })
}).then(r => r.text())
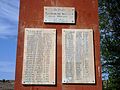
top-left (0, 0), bottom-right (19, 80)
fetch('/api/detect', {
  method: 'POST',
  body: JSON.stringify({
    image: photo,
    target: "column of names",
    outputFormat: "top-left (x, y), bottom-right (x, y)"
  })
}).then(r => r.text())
top-left (22, 28), bottom-right (56, 85)
top-left (62, 29), bottom-right (95, 84)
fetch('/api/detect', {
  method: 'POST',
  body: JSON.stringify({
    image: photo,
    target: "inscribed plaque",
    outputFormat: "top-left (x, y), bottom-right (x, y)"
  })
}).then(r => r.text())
top-left (62, 29), bottom-right (95, 84)
top-left (22, 28), bottom-right (56, 85)
top-left (44, 7), bottom-right (75, 23)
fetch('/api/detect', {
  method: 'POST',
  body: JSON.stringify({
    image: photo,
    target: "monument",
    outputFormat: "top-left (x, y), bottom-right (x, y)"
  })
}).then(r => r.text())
top-left (15, 0), bottom-right (102, 90)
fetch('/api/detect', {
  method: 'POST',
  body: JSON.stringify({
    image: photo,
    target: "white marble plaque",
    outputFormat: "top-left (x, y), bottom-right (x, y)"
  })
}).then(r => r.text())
top-left (22, 28), bottom-right (56, 85)
top-left (44, 7), bottom-right (75, 23)
top-left (62, 29), bottom-right (95, 84)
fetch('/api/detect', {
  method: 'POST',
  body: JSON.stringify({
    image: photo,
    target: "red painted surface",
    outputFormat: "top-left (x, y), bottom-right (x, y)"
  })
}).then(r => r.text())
top-left (14, 0), bottom-right (102, 90)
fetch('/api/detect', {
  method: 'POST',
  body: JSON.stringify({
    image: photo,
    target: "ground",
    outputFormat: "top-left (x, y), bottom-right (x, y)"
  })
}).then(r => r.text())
top-left (0, 80), bottom-right (14, 90)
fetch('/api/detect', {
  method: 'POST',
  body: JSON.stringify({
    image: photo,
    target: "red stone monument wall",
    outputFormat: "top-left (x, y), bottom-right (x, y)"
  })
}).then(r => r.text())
top-left (15, 0), bottom-right (102, 90)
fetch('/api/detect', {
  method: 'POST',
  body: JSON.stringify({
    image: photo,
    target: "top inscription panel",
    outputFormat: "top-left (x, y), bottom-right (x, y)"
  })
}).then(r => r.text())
top-left (44, 7), bottom-right (75, 23)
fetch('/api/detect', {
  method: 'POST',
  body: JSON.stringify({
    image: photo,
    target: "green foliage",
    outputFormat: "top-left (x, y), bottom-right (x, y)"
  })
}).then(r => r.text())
top-left (98, 0), bottom-right (120, 89)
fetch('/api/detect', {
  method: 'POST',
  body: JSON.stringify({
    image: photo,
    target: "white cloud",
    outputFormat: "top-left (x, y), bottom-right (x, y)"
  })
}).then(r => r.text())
top-left (0, 0), bottom-right (19, 39)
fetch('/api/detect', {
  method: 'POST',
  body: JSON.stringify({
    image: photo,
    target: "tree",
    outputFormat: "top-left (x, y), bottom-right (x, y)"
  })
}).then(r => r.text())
top-left (98, 0), bottom-right (120, 89)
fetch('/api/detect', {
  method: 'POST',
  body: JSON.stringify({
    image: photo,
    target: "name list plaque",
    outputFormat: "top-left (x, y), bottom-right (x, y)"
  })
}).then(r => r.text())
top-left (44, 7), bottom-right (75, 23)
top-left (22, 28), bottom-right (56, 85)
top-left (62, 29), bottom-right (95, 84)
